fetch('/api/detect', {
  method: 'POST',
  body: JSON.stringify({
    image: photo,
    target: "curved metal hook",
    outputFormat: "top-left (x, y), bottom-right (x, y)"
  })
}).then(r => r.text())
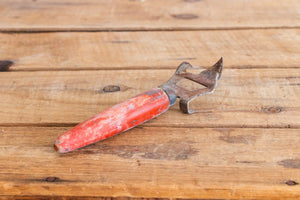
top-left (159, 58), bottom-right (223, 114)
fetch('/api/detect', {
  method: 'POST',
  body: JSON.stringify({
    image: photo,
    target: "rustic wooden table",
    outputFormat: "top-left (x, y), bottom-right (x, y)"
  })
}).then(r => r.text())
top-left (0, 0), bottom-right (299, 199)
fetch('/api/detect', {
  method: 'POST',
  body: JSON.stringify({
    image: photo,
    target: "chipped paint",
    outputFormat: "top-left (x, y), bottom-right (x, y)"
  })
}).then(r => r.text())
top-left (54, 88), bottom-right (169, 153)
top-left (54, 59), bottom-right (223, 153)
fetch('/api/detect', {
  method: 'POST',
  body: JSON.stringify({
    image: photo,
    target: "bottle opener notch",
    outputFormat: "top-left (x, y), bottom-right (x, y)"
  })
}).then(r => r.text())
top-left (159, 57), bottom-right (223, 114)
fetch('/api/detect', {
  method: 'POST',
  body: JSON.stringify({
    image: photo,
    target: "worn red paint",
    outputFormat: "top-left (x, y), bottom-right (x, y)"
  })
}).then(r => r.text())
top-left (54, 88), bottom-right (170, 153)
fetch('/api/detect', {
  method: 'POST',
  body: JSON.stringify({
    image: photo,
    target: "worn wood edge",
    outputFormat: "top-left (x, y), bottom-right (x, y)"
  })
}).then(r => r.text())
top-left (0, 197), bottom-right (279, 200)
top-left (0, 194), bottom-right (297, 200)
top-left (0, 182), bottom-right (299, 200)
top-left (0, 196), bottom-right (204, 200)
top-left (0, 197), bottom-right (162, 200)
top-left (0, 196), bottom-right (188, 200)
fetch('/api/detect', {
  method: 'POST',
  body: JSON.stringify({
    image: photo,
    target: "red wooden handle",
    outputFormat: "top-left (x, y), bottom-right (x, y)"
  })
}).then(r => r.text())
top-left (54, 88), bottom-right (170, 153)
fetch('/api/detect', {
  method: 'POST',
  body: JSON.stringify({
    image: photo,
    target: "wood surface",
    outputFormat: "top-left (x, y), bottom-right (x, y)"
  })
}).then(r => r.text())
top-left (0, 0), bottom-right (299, 32)
top-left (0, 127), bottom-right (300, 199)
top-left (0, 197), bottom-right (175, 200)
top-left (0, 0), bottom-right (299, 199)
top-left (0, 68), bottom-right (299, 128)
top-left (1, 29), bottom-right (299, 71)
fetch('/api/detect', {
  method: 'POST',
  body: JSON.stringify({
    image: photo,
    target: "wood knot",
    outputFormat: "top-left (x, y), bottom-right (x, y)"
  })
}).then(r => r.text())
top-left (285, 180), bottom-right (298, 186)
top-left (45, 177), bottom-right (59, 182)
top-left (278, 159), bottom-right (300, 169)
top-left (103, 85), bottom-right (120, 93)
top-left (0, 60), bottom-right (14, 71)
top-left (263, 106), bottom-right (282, 113)
top-left (171, 14), bottom-right (199, 20)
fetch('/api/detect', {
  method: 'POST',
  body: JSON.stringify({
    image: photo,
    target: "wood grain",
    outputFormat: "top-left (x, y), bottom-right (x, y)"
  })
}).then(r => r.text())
top-left (1, 0), bottom-right (299, 199)
top-left (0, 126), bottom-right (299, 199)
top-left (1, 29), bottom-right (299, 71)
top-left (0, 197), bottom-right (175, 200)
top-left (0, 68), bottom-right (299, 128)
top-left (0, 0), bottom-right (299, 31)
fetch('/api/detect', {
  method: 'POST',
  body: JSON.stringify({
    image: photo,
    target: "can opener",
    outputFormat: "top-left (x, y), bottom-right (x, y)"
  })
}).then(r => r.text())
top-left (54, 58), bottom-right (223, 153)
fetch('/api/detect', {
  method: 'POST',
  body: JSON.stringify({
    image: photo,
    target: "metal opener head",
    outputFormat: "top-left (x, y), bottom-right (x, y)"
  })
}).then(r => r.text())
top-left (159, 58), bottom-right (223, 114)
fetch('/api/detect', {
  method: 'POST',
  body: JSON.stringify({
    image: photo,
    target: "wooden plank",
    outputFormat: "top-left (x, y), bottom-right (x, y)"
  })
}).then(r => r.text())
top-left (0, 126), bottom-right (299, 199)
top-left (1, 29), bottom-right (299, 71)
top-left (0, 0), bottom-right (299, 31)
top-left (0, 197), bottom-right (174, 200)
top-left (0, 197), bottom-right (177, 200)
top-left (0, 68), bottom-right (299, 128)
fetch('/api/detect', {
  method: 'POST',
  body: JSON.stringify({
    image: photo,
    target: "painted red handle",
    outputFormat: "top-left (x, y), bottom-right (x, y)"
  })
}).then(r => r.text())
top-left (54, 88), bottom-right (170, 153)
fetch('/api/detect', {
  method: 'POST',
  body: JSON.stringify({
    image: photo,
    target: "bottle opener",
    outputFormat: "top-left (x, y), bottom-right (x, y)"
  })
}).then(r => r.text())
top-left (54, 58), bottom-right (223, 153)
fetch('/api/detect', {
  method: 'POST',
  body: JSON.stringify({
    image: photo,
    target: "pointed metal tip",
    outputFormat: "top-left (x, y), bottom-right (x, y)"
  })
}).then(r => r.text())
top-left (212, 57), bottom-right (223, 80)
top-left (219, 57), bottom-right (223, 64)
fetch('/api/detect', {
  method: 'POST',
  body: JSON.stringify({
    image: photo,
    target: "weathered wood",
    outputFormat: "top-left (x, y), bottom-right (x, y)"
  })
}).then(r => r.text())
top-left (0, 126), bottom-right (299, 199)
top-left (0, 1), bottom-right (299, 199)
top-left (0, 197), bottom-right (174, 200)
top-left (0, 68), bottom-right (299, 128)
top-left (0, 0), bottom-right (299, 31)
top-left (1, 29), bottom-right (299, 71)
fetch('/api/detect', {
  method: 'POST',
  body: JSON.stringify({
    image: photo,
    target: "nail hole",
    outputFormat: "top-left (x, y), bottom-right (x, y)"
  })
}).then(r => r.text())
top-left (263, 106), bottom-right (282, 113)
top-left (285, 180), bottom-right (298, 186)
top-left (45, 177), bottom-right (59, 182)
top-left (103, 85), bottom-right (121, 93)
top-left (0, 60), bottom-right (14, 72)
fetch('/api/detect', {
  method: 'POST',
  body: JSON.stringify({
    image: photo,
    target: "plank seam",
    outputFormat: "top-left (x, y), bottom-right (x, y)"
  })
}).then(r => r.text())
top-left (0, 123), bottom-right (298, 129)
top-left (6, 65), bottom-right (300, 72)
top-left (1, 26), bottom-right (300, 33)
top-left (0, 195), bottom-right (231, 200)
